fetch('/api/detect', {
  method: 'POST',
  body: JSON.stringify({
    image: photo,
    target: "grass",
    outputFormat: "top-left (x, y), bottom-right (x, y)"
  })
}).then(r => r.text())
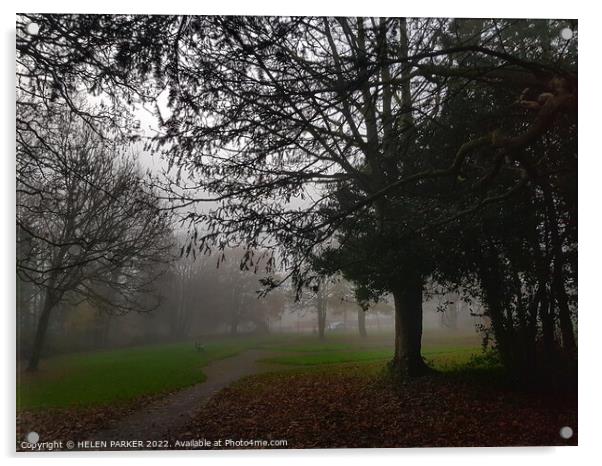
top-left (261, 349), bottom-right (391, 366)
top-left (260, 344), bottom-right (482, 370)
top-left (17, 341), bottom-right (247, 409)
top-left (424, 346), bottom-right (486, 371)
top-left (17, 332), bottom-right (483, 410)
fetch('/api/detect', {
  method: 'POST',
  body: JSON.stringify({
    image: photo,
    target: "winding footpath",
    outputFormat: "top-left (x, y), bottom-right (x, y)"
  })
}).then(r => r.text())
top-left (89, 349), bottom-right (276, 444)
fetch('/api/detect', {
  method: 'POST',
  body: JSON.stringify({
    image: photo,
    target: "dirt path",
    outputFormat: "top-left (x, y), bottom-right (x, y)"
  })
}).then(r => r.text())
top-left (89, 349), bottom-right (276, 444)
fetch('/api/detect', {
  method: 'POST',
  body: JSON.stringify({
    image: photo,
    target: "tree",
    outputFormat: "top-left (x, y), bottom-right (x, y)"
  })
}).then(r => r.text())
top-left (17, 108), bottom-right (173, 370)
top-left (152, 245), bottom-right (286, 339)
top-left (420, 20), bottom-right (577, 378)
top-left (16, 15), bottom-right (577, 378)
top-left (315, 282), bottom-right (328, 340)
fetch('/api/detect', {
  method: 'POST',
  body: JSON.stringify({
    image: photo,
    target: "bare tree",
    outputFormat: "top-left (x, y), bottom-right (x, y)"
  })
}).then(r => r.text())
top-left (17, 108), bottom-right (173, 370)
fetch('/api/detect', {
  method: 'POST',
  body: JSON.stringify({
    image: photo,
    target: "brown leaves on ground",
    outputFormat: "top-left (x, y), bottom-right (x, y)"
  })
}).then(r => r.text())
top-left (17, 365), bottom-right (577, 450)
top-left (16, 393), bottom-right (163, 449)
top-left (175, 365), bottom-right (577, 449)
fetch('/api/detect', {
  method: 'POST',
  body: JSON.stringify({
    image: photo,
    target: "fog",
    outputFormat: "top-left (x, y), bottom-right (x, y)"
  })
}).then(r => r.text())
top-left (17, 249), bottom-right (482, 358)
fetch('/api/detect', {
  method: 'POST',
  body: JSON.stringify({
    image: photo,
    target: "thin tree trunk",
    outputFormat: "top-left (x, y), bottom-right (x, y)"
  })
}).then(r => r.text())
top-left (230, 315), bottom-right (239, 335)
top-left (317, 299), bottom-right (326, 340)
top-left (523, 289), bottom-right (540, 373)
top-left (317, 313), bottom-right (326, 339)
top-left (543, 183), bottom-right (577, 358)
top-left (230, 281), bottom-right (241, 336)
top-left (102, 314), bottom-right (111, 347)
top-left (540, 291), bottom-right (557, 359)
top-left (357, 306), bottom-right (367, 337)
top-left (27, 288), bottom-right (58, 371)
top-left (554, 279), bottom-right (577, 357)
top-left (316, 282), bottom-right (327, 340)
top-left (390, 276), bottom-right (429, 377)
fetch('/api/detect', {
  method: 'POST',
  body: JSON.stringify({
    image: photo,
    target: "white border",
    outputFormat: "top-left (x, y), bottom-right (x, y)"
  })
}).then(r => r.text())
top-left (5, 1), bottom-right (583, 17)
top-left (2, 1), bottom-right (599, 465)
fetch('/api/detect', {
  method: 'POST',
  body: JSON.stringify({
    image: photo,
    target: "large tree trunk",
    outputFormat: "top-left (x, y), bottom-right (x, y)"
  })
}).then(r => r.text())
top-left (390, 276), bottom-right (429, 377)
top-left (357, 306), bottom-right (367, 337)
top-left (27, 288), bottom-right (58, 371)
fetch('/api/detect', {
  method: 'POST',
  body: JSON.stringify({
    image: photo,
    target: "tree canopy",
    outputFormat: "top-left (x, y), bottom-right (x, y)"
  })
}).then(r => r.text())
top-left (16, 15), bottom-right (577, 377)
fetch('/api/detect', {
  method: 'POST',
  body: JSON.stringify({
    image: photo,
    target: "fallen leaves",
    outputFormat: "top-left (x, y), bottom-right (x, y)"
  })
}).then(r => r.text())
top-left (16, 392), bottom-right (165, 450)
top-left (17, 364), bottom-right (577, 450)
top-left (174, 365), bottom-right (577, 449)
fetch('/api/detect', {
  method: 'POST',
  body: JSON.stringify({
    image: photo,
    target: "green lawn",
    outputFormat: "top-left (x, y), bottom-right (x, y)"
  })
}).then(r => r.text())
top-left (17, 333), bottom-right (483, 410)
top-left (17, 341), bottom-right (246, 409)
top-left (16, 333), bottom-right (343, 410)
top-left (260, 345), bottom-right (482, 370)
